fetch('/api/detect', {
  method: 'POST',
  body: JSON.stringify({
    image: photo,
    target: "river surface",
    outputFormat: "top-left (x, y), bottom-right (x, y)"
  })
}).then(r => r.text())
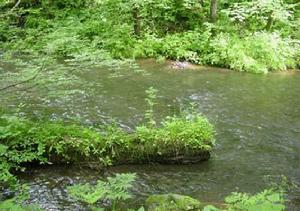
top-left (1, 59), bottom-right (300, 210)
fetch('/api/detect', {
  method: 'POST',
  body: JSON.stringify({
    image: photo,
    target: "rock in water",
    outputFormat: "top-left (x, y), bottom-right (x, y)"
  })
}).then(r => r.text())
top-left (168, 61), bottom-right (199, 70)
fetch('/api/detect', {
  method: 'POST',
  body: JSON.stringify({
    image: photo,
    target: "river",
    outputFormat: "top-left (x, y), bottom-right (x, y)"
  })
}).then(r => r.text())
top-left (1, 59), bottom-right (300, 210)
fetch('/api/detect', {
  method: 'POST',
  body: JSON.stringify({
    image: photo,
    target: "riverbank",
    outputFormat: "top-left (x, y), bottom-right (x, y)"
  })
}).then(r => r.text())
top-left (1, 59), bottom-right (300, 210)
top-left (138, 59), bottom-right (300, 74)
top-left (1, 1), bottom-right (299, 74)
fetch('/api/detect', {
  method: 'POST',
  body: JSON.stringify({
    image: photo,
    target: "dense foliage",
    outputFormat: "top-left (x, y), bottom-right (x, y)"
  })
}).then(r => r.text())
top-left (0, 86), bottom-right (214, 209)
top-left (0, 0), bottom-right (298, 210)
top-left (1, 172), bottom-right (289, 210)
top-left (0, 0), bottom-right (299, 73)
top-left (0, 112), bottom-right (214, 188)
top-left (222, 189), bottom-right (285, 211)
top-left (69, 174), bottom-right (289, 211)
top-left (146, 189), bottom-right (286, 211)
top-left (146, 177), bottom-right (291, 211)
top-left (0, 113), bottom-right (214, 210)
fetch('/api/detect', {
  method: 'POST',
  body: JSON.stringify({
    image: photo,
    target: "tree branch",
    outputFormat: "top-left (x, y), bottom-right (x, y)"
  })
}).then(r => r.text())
top-left (0, 0), bottom-right (22, 19)
top-left (10, 0), bottom-right (21, 11)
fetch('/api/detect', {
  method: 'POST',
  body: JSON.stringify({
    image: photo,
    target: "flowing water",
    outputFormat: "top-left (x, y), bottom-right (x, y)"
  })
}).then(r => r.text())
top-left (1, 59), bottom-right (300, 210)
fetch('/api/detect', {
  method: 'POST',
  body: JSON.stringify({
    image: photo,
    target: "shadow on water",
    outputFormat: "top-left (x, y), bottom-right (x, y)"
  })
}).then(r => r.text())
top-left (1, 59), bottom-right (300, 210)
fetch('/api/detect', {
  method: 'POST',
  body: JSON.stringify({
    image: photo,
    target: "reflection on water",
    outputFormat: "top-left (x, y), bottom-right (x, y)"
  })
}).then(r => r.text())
top-left (1, 60), bottom-right (300, 210)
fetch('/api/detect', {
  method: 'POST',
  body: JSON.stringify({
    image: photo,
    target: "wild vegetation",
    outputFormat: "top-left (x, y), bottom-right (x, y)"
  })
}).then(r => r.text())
top-left (67, 173), bottom-right (137, 210)
top-left (0, 88), bottom-right (214, 200)
top-left (69, 175), bottom-right (290, 210)
top-left (65, 174), bottom-right (297, 211)
top-left (0, 110), bottom-right (214, 186)
top-left (0, 0), bottom-right (299, 210)
top-left (0, 0), bottom-right (299, 73)
top-left (1, 172), bottom-right (290, 210)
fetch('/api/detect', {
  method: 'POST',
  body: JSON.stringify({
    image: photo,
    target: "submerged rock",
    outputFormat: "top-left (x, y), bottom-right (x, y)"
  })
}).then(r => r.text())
top-left (168, 61), bottom-right (199, 70)
top-left (145, 194), bottom-right (202, 211)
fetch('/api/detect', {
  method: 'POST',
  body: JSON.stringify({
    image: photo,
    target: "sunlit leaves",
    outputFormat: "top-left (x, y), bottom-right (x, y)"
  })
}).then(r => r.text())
top-left (224, 0), bottom-right (294, 31)
top-left (225, 189), bottom-right (286, 211)
top-left (68, 173), bottom-right (136, 209)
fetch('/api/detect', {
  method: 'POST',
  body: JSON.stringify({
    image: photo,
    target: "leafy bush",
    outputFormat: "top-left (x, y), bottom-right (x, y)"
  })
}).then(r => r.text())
top-left (146, 187), bottom-right (287, 211)
top-left (207, 32), bottom-right (300, 73)
top-left (0, 112), bottom-right (213, 209)
top-left (224, 189), bottom-right (285, 211)
top-left (224, 0), bottom-right (294, 32)
top-left (133, 26), bottom-right (212, 63)
top-left (133, 34), bottom-right (162, 58)
top-left (68, 173), bottom-right (136, 210)
top-left (134, 28), bottom-right (299, 73)
top-left (67, 173), bottom-right (290, 211)
top-left (159, 31), bottom-right (201, 63)
top-left (1, 0), bottom-right (299, 73)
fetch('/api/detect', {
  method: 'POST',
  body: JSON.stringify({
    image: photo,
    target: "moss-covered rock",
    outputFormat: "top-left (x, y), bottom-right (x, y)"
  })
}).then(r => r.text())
top-left (145, 194), bottom-right (202, 211)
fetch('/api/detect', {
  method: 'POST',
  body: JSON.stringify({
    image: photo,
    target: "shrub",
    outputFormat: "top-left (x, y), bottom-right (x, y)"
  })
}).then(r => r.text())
top-left (68, 173), bottom-right (136, 210)
top-left (147, 187), bottom-right (287, 211)
top-left (224, 189), bottom-right (285, 211)
top-left (133, 28), bottom-right (212, 64)
top-left (208, 32), bottom-right (299, 73)
top-left (1, 0), bottom-right (299, 73)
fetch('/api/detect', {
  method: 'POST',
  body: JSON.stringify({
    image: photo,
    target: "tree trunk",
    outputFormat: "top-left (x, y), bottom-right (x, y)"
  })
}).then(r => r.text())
top-left (265, 13), bottom-right (274, 31)
top-left (210, 0), bottom-right (217, 23)
top-left (11, 0), bottom-right (21, 10)
top-left (133, 5), bottom-right (141, 37)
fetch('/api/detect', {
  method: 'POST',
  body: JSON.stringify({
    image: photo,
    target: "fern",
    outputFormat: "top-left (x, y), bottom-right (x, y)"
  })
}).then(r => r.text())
top-left (68, 173), bottom-right (136, 210)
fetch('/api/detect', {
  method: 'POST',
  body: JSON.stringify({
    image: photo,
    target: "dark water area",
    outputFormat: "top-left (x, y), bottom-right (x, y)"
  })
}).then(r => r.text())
top-left (1, 60), bottom-right (300, 210)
